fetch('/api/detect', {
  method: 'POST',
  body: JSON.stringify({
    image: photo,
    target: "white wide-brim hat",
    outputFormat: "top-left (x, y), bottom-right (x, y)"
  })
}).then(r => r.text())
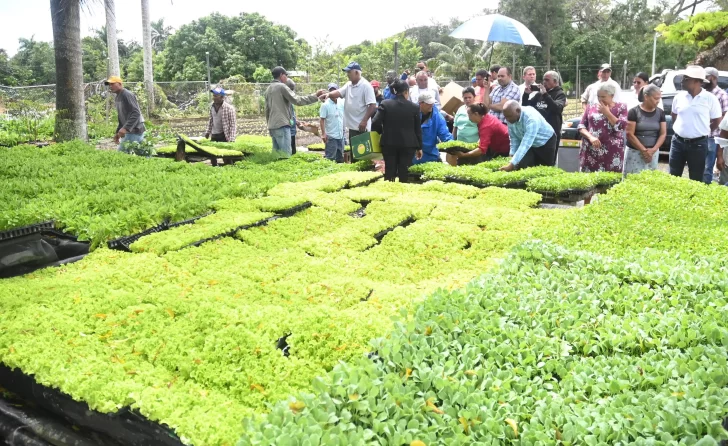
top-left (683, 65), bottom-right (708, 82)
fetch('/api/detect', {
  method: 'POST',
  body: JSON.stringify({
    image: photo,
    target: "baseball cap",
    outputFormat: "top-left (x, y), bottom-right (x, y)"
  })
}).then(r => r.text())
top-left (271, 66), bottom-right (287, 78)
top-left (705, 67), bottom-right (720, 78)
top-left (343, 61), bottom-right (362, 72)
top-left (418, 92), bottom-right (436, 105)
top-left (327, 82), bottom-right (339, 91)
top-left (599, 64), bottom-right (612, 72)
top-left (210, 87), bottom-right (226, 96)
top-left (471, 77), bottom-right (477, 82)
top-left (371, 80), bottom-right (380, 88)
top-left (104, 76), bottom-right (123, 85)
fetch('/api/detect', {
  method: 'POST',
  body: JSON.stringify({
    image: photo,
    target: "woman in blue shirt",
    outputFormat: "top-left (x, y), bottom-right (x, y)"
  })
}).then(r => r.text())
top-left (413, 92), bottom-right (452, 165)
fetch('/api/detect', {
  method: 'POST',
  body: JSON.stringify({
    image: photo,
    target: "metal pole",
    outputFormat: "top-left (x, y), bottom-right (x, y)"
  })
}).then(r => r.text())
top-left (394, 41), bottom-right (399, 74)
top-left (609, 51), bottom-right (613, 66)
top-left (512, 53), bottom-right (516, 81)
top-left (623, 60), bottom-right (628, 90)
top-left (576, 55), bottom-right (579, 100)
top-left (206, 51), bottom-right (211, 100)
top-left (651, 33), bottom-right (658, 77)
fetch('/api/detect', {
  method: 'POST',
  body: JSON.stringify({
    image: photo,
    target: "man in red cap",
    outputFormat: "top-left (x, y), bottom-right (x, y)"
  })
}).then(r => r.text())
top-left (371, 80), bottom-right (384, 107)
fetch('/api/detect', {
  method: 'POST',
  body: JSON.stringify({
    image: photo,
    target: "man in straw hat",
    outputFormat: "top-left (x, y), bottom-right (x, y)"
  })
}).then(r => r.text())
top-left (105, 75), bottom-right (145, 151)
top-left (669, 65), bottom-right (723, 182)
top-left (204, 86), bottom-right (237, 142)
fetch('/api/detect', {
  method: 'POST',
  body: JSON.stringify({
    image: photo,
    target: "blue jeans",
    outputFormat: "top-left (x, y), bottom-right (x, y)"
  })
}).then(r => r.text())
top-left (669, 136), bottom-right (708, 182)
top-left (703, 137), bottom-right (717, 184)
top-left (324, 138), bottom-right (345, 163)
top-left (269, 126), bottom-right (292, 157)
top-left (118, 132), bottom-right (145, 151)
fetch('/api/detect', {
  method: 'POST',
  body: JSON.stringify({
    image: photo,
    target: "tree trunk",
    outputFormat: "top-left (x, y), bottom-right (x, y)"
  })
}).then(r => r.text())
top-left (141, 0), bottom-right (154, 116)
top-left (105, 0), bottom-right (120, 77)
top-left (50, 0), bottom-right (87, 142)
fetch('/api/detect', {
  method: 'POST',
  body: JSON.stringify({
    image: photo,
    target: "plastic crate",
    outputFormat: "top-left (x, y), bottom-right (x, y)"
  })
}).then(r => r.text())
top-left (0, 221), bottom-right (55, 241)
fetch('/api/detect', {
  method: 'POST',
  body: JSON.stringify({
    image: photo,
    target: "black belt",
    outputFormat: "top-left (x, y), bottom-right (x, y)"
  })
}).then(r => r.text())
top-left (674, 134), bottom-right (708, 144)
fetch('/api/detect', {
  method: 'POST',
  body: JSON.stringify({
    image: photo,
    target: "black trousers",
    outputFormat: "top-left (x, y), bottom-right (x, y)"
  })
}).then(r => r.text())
top-left (210, 133), bottom-right (227, 142)
top-left (382, 147), bottom-right (416, 183)
top-left (291, 135), bottom-right (296, 155)
top-left (518, 133), bottom-right (557, 169)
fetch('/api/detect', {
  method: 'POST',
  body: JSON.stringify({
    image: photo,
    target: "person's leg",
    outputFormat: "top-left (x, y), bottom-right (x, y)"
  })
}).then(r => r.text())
top-left (686, 139), bottom-right (708, 182)
top-left (118, 133), bottom-right (144, 151)
top-left (291, 135), bottom-right (297, 155)
top-left (335, 139), bottom-right (345, 163)
top-left (517, 147), bottom-right (537, 169)
top-left (534, 134), bottom-right (557, 166)
top-left (324, 138), bottom-right (337, 161)
top-left (270, 127), bottom-right (292, 157)
top-left (346, 129), bottom-right (362, 164)
top-left (397, 148), bottom-right (416, 183)
top-left (382, 149), bottom-right (397, 181)
top-left (554, 134), bottom-right (561, 166)
top-left (668, 136), bottom-right (686, 178)
top-left (703, 137), bottom-right (717, 184)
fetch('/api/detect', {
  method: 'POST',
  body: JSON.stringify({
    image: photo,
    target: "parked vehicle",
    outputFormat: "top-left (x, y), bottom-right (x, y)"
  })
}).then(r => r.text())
top-left (650, 69), bottom-right (728, 114)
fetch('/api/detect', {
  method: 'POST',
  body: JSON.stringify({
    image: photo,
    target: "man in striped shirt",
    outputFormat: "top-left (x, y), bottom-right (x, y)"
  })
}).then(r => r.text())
top-left (500, 100), bottom-right (556, 171)
top-left (204, 87), bottom-right (237, 142)
top-left (488, 67), bottom-right (521, 124)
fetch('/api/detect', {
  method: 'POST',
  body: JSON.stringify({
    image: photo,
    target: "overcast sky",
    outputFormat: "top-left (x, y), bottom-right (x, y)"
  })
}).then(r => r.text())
top-left (0, 0), bottom-right (483, 56)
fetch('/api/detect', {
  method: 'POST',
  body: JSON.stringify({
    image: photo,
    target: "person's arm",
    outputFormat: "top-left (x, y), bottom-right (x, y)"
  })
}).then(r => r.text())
top-left (452, 126), bottom-right (458, 140)
top-left (319, 104), bottom-right (328, 142)
top-left (400, 72), bottom-right (408, 81)
top-left (653, 121), bottom-right (667, 152)
top-left (282, 85), bottom-right (323, 106)
top-left (578, 108), bottom-right (601, 148)
top-left (414, 109), bottom-right (423, 151)
top-left (436, 112), bottom-right (453, 143)
top-left (226, 105), bottom-right (237, 141)
top-left (371, 104), bottom-right (385, 134)
top-left (205, 108), bottom-right (213, 138)
top-left (717, 127), bottom-right (728, 171)
top-left (580, 84), bottom-right (590, 109)
top-left (711, 117), bottom-right (722, 132)
top-left (544, 89), bottom-right (566, 113)
top-left (521, 89), bottom-right (530, 106)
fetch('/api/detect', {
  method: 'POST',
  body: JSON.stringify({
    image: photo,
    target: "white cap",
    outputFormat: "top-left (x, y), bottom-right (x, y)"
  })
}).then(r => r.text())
top-left (418, 92), bottom-right (436, 105)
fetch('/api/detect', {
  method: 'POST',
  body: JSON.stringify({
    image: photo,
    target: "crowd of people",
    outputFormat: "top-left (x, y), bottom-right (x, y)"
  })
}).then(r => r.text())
top-left (103, 59), bottom-right (728, 187)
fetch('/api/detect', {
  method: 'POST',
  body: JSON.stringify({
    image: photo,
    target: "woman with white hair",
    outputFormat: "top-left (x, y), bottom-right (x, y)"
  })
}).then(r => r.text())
top-left (623, 84), bottom-right (666, 176)
top-left (578, 82), bottom-right (629, 173)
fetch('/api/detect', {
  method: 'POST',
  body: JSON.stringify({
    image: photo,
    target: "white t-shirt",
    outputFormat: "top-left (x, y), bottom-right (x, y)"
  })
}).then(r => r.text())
top-left (672, 89), bottom-right (722, 139)
top-left (409, 86), bottom-right (441, 107)
top-left (720, 113), bottom-right (728, 132)
top-left (624, 91), bottom-right (664, 111)
top-left (581, 78), bottom-right (626, 105)
top-left (337, 78), bottom-right (377, 131)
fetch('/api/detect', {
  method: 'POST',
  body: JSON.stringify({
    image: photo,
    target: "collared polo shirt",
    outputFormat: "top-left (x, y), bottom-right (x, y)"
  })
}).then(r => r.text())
top-left (507, 106), bottom-right (555, 165)
top-left (672, 89), bottom-right (722, 139)
top-left (337, 78), bottom-right (376, 131)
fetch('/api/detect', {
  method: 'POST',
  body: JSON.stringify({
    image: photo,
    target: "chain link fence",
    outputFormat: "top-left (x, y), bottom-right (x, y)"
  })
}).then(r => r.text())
top-left (1, 62), bottom-right (641, 124)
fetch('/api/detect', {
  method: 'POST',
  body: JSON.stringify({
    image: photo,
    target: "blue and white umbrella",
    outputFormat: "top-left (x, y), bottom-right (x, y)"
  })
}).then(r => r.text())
top-left (450, 14), bottom-right (541, 47)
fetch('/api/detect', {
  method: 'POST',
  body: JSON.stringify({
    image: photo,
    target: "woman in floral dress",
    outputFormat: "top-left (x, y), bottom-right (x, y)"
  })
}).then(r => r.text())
top-left (578, 83), bottom-right (629, 172)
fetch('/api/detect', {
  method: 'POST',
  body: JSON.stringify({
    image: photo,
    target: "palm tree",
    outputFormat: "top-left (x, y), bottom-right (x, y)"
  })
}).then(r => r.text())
top-left (50, 0), bottom-right (87, 141)
top-left (151, 18), bottom-right (173, 52)
top-left (427, 41), bottom-right (494, 81)
top-left (141, 0), bottom-right (154, 115)
top-left (105, 0), bottom-right (120, 77)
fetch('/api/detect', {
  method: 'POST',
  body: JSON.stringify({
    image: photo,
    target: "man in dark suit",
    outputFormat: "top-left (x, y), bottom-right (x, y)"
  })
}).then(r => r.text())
top-left (371, 80), bottom-right (423, 182)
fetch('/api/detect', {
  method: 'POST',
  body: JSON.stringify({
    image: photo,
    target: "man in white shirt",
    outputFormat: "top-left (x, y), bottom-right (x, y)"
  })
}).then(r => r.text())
top-left (518, 66), bottom-right (537, 98)
top-left (324, 61), bottom-right (377, 150)
top-left (581, 64), bottom-right (624, 110)
top-left (409, 71), bottom-right (441, 106)
top-left (669, 65), bottom-right (723, 182)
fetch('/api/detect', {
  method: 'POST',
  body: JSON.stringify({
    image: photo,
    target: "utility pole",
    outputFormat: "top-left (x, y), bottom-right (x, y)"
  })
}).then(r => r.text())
top-left (609, 51), bottom-right (613, 66)
top-left (206, 51), bottom-right (211, 100)
top-left (651, 33), bottom-right (658, 77)
top-left (394, 41), bottom-right (399, 74)
top-left (576, 55), bottom-right (579, 98)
